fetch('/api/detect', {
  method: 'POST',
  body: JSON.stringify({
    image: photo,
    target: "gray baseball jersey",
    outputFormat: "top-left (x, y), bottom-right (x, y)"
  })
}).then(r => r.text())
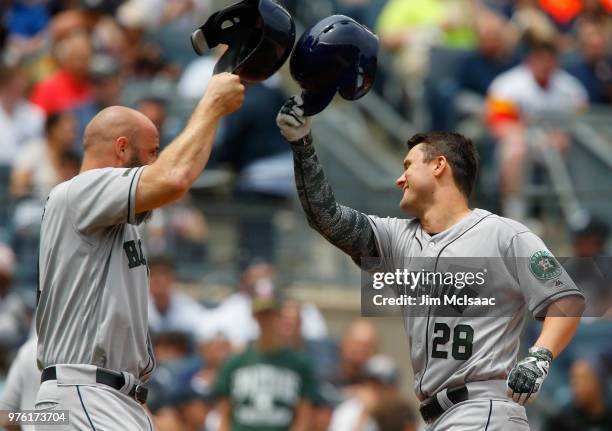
top-left (367, 208), bottom-right (583, 400)
top-left (35, 167), bottom-right (155, 382)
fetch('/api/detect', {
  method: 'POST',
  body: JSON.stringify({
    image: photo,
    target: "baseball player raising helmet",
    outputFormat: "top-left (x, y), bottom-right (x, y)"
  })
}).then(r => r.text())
top-left (34, 73), bottom-right (244, 430)
top-left (276, 88), bottom-right (586, 429)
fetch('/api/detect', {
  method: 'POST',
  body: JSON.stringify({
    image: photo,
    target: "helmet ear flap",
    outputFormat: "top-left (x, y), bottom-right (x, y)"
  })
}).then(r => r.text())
top-left (338, 53), bottom-right (377, 100)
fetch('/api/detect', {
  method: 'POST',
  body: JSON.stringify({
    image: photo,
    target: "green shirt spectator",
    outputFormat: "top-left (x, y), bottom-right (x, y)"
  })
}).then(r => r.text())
top-left (377, 0), bottom-right (476, 49)
top-left (214, 345), bottom-right (318, 431)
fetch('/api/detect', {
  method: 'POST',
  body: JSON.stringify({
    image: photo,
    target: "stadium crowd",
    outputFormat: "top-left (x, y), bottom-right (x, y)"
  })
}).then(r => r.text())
top-left (0, 0), bottom-right (611, 430)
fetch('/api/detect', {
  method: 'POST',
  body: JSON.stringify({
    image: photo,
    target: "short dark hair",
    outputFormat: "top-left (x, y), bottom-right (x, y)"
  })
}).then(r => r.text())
top-left (523, 34), bottom-right (558, 57)
top-left (45, 111), bottom-right (71, 135)
top-left (148, 255), bottom-right (175, 272)
top-left (0, 62), bottom-right (19, 87)
top-left (406, 131), bottom-right (479, 198)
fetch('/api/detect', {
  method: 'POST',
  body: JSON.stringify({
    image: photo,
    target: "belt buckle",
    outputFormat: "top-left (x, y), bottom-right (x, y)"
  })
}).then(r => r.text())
top-left (133, 385), bottom-right (148, 404)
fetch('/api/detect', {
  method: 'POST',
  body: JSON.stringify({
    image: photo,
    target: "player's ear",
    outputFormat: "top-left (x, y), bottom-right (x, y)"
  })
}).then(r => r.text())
top-left (114, 137), bottom-right (129, 160)
top-left (432, 156), bottom-right (447, 177)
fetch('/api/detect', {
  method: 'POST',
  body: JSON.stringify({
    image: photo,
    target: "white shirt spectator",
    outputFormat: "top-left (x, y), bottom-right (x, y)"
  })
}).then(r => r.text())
top-left (12, 139), bottom-right (61, 200)
top-left (198, 293), bottom-right (329, 349)
top-left (0, 101), bottom-right (44, 167)
top-left (148, 292), bottom-right (211, 335)
top-left (329, 397), bottom-right (378, 431)
top-left (487, 64), bottom-right (588, 121)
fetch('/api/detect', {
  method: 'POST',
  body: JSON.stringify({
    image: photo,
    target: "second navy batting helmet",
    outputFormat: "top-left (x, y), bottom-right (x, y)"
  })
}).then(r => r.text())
top-left (191, 0), bottom-right (295, 83)
top-left (290, 15), bottom-right (378, 116)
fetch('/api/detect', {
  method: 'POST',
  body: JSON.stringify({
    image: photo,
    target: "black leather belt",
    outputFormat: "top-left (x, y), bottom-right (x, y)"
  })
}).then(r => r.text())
top-left (41, 366), bottom-right (148, 404)
top-left (419, 385), bottom-right (469, 424)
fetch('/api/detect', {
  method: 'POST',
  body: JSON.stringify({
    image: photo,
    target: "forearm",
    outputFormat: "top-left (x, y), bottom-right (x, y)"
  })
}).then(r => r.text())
top-left (136, 101), bottom-right (220, 213)
top-left (158, 100), bottom-right (220, 185)
top-left (534, 296), bottom-right (584, 358)
top-left (291, 134), bottom-right (378, 262)
top-left (290, 401), bottom-right (311, 431)
top-left (217, 399), bottom-right (231, 431)
top-left (534, 315), bottom-right (581, 359)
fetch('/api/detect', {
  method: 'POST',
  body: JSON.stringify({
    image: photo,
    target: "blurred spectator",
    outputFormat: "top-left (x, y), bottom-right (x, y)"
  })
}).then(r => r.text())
top-left (0, 337), bottom-right (40, 431)
top-left (148, 255), bottom-right (210, 335)
top-left (543, 356), bottom-right (612, 431)
top-left (189, 331), bottom-right (232, 430)
top-left (10, 110), bottom-right (77, 200)
top-left (279, 299), bottom-right (338, 382)
top-left (511, 1), bottom-right (559, 44)
top-left (30, 32), bottom-right (93, 115)
top-left (137, 96), bottom-right (179, 149)
top-left (129, 42), bottom-right (179, 80)
top-left (0, 243), bottom-right (30, 352)
top-left (195, 331), bottom-right (232, 395)
top-left (331, 319), bottom-right (379, 389)
top-left (428, 10), bottom-right (518, 130)
top-left (565, 216), bottom-right (611, 316)
top-left (458, 11), bottom-right (519, 97)
top-left (377, 0), bottom-right (477, 50)
top-left (117, 0), bottom-right (210, 31)
top-left (215, 78), bottom-right (294, 264)
top-left (71, 54), bottom-right (124, 150)
top-left (579, 0), bottom-right (612, 25)
top-left (48, 9), bottom-right (89, 43)
top-left (377, 0), bottom-right (477, 80)
top-left (144, 194), bottom-right (209, 278)
top-left (0, 61), bottom-right (45, 170)
top-left (486, 38), bottom-right (588, 220)
top-left (311, 384), bottom-right (342, 431)
top-left (137, 97), bottom-right (167, 137)
top-left (214, 281), bottom-right (318, 431)
top-left (208, 261), bottom-right (328, 350)
top-left (565, 19), bottom-right (612, 104)
top-left (572, 215), bottom-right (610, 258)
top-left (152, 330), bottom-right (192, 364)
top-left (373, 400), bottom-right (419, 431)
top-left (57, 151), bottom-right (82, 183)
top-left (329, 355), bottom-right (413, 431)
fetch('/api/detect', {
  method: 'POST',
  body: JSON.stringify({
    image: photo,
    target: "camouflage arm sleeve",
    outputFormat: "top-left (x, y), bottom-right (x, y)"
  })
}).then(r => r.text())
top-left (290, 133), bottom-right (379, 263)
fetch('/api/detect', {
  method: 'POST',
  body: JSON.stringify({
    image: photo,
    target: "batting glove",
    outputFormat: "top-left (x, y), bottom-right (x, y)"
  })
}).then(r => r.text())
top-left (276, 95), bottom-right (312, 143)
top-left (506, 346), bottom-right (553, 405)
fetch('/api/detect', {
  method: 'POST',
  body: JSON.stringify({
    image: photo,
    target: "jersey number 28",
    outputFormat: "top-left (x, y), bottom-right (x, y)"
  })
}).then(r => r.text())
top-left (431, 323), bottom-right (473, 360)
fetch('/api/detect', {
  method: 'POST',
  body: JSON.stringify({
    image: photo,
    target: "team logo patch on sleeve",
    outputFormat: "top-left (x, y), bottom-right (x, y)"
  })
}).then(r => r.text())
top-left (530, 250), bottom-right (562, 280)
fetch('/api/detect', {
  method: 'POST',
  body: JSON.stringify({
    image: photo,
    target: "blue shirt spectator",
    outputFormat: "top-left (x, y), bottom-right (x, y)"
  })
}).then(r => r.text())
top-left (564, 20), bottom-right (612, 104)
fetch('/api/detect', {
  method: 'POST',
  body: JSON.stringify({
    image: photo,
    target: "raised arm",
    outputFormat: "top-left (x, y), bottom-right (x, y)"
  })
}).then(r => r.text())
top-left (136, 73), bottom-right (245, 213)
top-left (277, 96), bottom-right (378, 263)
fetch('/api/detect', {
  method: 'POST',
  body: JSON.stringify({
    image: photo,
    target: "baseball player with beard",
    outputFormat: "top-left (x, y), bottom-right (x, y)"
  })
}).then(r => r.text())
top-left (33, 72), bottom-right (243, 430)
top-left (276, 96), bottom-right (585, 430)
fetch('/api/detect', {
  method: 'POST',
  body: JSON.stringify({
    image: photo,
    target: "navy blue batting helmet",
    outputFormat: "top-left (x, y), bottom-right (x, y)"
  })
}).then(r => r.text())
top-left (290, 15), bottom-right (378, 116)
top-left (191, 0), bottom-right (295, 83)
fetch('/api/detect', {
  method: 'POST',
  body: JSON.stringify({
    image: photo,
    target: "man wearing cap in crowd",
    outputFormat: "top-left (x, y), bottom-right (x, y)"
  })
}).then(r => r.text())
top-left (214, 279), bottom-right (318, 431)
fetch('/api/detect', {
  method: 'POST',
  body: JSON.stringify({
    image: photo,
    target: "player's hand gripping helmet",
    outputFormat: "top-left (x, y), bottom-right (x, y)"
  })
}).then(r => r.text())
top-left (290, 15), bottom-right (378, 116)
top-left (191, 0), bottom-right (295, 83)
